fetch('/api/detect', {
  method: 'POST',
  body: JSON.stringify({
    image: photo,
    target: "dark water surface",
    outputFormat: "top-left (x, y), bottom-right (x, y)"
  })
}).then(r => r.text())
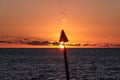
top-left (0, 48), bottom-right (120, 80)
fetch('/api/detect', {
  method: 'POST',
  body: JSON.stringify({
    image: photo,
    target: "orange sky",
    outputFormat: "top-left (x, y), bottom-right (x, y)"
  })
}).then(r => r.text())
top-left (0, 0), bottom-right (120, 47)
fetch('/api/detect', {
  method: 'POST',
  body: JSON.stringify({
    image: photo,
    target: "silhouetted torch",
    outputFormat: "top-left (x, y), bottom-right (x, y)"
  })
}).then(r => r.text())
top-left (59, 30), bottom-right (69, 80)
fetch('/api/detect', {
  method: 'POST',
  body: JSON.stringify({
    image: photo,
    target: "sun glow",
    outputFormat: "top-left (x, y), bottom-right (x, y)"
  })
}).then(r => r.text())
top-left (60, 44), bottom-right (64, 48)
top-left (59, 42), bottom-right (64, 48)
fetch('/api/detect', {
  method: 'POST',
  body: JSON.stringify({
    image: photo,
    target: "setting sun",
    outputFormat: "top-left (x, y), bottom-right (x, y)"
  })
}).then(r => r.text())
top-left (59, 42), bottom-right (65, 48)
top-left (60, 44), bottom-right (64, 48)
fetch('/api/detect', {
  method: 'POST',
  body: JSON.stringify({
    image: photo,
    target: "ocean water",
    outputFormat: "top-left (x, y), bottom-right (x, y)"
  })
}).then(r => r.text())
top-left (0, 48), bottom-right (120, 80)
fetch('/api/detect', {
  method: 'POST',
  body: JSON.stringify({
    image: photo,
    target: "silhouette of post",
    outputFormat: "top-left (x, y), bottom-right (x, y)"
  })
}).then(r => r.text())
top-left (59, 30), bottom-right (69, 80)
top-left (63, 44), bottom-right (69, 80)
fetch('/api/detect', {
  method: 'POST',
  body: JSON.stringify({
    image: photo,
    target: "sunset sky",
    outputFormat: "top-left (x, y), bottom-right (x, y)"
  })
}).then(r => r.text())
top-left (0, 0), bottom-right (120, 48)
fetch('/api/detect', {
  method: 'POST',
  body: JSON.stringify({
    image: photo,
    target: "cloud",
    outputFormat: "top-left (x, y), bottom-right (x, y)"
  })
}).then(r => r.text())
top-left (0, 38), bottom-right (120, 48)
top-left (81, 43), bottom-right (120, 48)
top-left (100, 43), bottom-right (120, 48)
top-left (0, 38), bottom-right (56, 46)
top-left (27, 40), bottom-right (51, 45)
top-left (82, 43), bottom-right (97, 46)
top-left (0, 40), bottom-right (12, 43)
top-left (51, 41), bottom-right (60, 46)
top-left (66, 43), bottom-right (81, 46)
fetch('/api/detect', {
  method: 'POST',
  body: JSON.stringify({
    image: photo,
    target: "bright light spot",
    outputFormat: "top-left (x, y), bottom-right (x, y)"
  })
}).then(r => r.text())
top-left (60, 42), bottom-right (64, 44)
top-left (59, 42), bottom-right (64, 48)
top-left (60, 44), bottom-right (64, 48)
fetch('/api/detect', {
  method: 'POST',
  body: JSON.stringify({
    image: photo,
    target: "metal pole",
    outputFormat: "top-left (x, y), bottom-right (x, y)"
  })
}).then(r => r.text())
top-left (63, 45), bottom-right (70, 80)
